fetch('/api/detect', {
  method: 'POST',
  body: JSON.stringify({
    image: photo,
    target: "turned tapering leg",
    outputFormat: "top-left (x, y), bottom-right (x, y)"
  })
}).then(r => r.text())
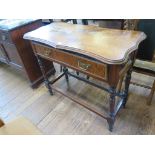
top-left (122, 68), bottom-right (132, 108)
top-left (36, 55), bottom-right (53, 95)
top-left (60, 65), bottom-right (63, 72)
top-left (86, 75), bottom-right (90, 80)
top-left (76, 71), bottom-right (79, 76)
top-left (63, 67), bottom-right (69, 82)
top-left (107, 87), bottom-right (116, 132)
top-left (147, 80), bottom-right (155, 105)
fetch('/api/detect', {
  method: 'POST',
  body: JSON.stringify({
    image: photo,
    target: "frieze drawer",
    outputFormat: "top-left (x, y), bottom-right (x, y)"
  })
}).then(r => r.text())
top-left (33, 43), bottom-right (108, 80)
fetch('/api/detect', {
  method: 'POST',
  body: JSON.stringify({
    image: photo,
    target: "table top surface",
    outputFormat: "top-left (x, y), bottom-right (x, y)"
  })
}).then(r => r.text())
top-left (24, 22), bottom-right (146, 64)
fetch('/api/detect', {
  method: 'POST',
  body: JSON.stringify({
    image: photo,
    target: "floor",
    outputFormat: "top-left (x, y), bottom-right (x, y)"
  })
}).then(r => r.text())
top-left (0, 62), bottom-right (155, 135)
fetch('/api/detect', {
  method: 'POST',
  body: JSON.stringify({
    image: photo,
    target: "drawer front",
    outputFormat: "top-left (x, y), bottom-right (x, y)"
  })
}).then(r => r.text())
top-left (34, 44), bottom-right (107, 80)
top-left (0, 31), bottom-right (12, 44)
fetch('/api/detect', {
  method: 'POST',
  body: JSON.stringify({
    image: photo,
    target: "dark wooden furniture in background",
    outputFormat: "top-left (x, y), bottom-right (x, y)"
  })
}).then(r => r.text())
top-left (137, 20), bottom-right (155, 61)
top-left (60, 19), bottom-right (124, 29)
top-left (123, 19), bottom-right (155, 105)
top-left (81, 19), bottom-right (124, 29)
top-left (0, 19), bottom-right (55, 88)
top-left (24, 22), bottom-right (146, 131)
top-left (123, 19), bottom-right (155, 61)
top-left (133, 60), bottom-right (155, 105)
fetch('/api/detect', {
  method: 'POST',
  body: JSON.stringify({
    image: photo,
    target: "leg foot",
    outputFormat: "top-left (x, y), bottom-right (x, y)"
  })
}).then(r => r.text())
top-left (45, 81), bottom-right (53, 95)
top-left (108, 86), bottom-right (116, 132)
top-left (122, 92), bottom-right (126, 108)
top-left (76, 71), bottom-right (79, 76)
top-left (107, 117), bottom-right (115, 132)
top-left (63, 67), bottom-right (69, 82)
top-left (86, 75), bottom-right (90, 80)
top-left (65, 73), bottom-right (69, 82)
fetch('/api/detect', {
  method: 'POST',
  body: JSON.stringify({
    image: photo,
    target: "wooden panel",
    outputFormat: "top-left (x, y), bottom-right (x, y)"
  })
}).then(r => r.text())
top-left (0, 19), bottom-right (55, 88)
top-left (0, 30), bottom-right (13, 44)
top-left (34, 43), bottom-right (107, 80)
top-left (24, 22), bottom-right (146, 64)
top-left (10, 20), bottom-right (55, 88)
top-left (2, 43), bottom-right (23, 70)
top-left (0, 44), bottom-right (8, 63)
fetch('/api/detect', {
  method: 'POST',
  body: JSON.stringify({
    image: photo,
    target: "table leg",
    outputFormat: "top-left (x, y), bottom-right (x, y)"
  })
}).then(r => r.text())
top-left (0, 118), bottom-right (5, 127)
top-left (76, 71), bottom-right (79, 76)
top-left (36, 55), bottom-right (53, 95)
top-left (147, 80), bottom-right (155, 105)
top-left (107, 87), bottom-right (116, 132)
top-left (63, 67), bottom-right (69, 82)
top-left (122, 68), bottom-right (132, 108)
top-left (60, 65), bottom-right (63, 72)
top-left (86, 75), bottom-right (90, 80)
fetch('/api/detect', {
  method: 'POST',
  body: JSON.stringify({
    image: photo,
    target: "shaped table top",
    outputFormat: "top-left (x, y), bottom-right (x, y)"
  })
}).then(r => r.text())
top-left (24, 22), bottom-right (146, 64)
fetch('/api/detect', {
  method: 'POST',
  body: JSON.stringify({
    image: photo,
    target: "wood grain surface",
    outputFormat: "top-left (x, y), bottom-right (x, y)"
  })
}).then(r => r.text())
top-left (24, 22), bottom-right (146, 64)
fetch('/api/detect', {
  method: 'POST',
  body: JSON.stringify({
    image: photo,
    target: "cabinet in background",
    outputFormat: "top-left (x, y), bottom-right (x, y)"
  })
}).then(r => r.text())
top-left (0, 19), bottom-right (55, 88)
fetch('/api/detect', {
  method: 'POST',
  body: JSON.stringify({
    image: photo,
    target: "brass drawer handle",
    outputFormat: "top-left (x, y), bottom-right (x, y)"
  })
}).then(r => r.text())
top-left (44, 50), bottom-right (50, 56)
top-left (77, 60), bottom-right (91, 71)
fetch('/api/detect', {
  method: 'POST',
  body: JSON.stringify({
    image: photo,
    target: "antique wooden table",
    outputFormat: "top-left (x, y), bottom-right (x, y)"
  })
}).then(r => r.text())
top-left (24, 22), bottom-right (146, 131)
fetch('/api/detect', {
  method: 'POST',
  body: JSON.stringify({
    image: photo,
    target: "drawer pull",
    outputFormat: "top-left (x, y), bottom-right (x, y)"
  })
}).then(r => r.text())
top-left (77, 60), bottom-right (91, 71)
top-left (44, 50), bottom-right (50, 56)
